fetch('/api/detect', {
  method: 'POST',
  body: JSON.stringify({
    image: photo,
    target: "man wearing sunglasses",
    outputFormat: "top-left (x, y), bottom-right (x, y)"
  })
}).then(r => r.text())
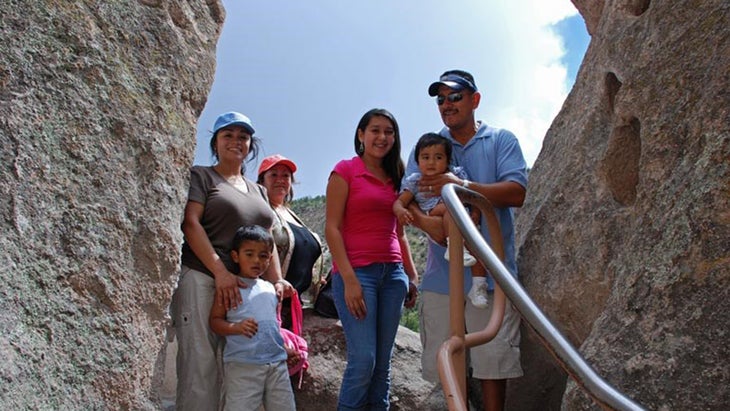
top-left (404, 70), bottom-right (528, 411)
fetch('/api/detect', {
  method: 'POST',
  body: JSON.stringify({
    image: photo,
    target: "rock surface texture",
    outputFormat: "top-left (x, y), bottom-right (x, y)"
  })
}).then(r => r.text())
top-left (0, 1), bottom-right (223, 409)
top-left (292, 312), bottom-right (447, 411)
top-left (2, 0), bottom-right (728, 410)
top-left (513, 1), bottom-right (729, 410)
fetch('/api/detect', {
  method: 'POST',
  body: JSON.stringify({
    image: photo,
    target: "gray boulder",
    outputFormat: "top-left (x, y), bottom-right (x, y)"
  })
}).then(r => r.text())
top-left (0, 1), bottom-right (223, 409)
top-left (512, 0), bottom-right (729, 410)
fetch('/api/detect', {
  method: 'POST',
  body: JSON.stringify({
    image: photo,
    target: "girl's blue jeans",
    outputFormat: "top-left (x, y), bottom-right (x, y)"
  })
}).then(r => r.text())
top-left (332, 262), bottom-right (408, 411)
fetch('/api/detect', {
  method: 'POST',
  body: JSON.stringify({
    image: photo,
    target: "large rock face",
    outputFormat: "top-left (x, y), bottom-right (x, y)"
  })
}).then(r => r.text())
top-left (513, 1), bottom-right (729, 410)
top-left (0, 1), bottom-right (223, 409)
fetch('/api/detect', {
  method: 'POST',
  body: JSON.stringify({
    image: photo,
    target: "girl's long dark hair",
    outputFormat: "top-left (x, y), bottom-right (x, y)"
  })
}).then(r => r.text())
top-left (353, 108), bottom-right (405, 191)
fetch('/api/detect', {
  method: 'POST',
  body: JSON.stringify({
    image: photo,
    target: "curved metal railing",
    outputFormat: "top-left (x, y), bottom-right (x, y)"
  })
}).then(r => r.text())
top-left (436, 183), bottom-right (645, 411)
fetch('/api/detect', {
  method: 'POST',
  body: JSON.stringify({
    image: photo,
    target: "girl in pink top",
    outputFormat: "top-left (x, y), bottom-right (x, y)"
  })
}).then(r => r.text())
top-left (325, 108), bottom-right (418, 410)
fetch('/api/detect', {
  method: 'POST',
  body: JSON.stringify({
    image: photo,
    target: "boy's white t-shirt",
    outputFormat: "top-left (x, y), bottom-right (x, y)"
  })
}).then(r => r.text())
top-left (223, 278), bottom-right (286, 364)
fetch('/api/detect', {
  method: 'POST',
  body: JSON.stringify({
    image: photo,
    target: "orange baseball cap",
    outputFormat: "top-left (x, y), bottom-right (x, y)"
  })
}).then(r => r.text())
top-left (258, 154), bottom-right (297, 175)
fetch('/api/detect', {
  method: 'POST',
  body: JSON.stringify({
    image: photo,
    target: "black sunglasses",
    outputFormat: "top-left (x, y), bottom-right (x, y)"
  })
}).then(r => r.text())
top-left (436, 92), bottom-right (464, 105)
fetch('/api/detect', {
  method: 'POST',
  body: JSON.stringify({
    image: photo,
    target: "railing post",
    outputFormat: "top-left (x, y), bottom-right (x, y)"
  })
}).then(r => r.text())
top-left (438, 184), bottom-right (646, 411)
top-left (448, 222), bottom-right (466, 407)
top-left (439, 186), bottom-right (506, 411)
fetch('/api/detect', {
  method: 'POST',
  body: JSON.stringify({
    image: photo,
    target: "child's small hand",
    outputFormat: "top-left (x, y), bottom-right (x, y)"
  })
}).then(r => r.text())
top-left (395, 209), bottom-right (414, 226)
top-left (285, 343), bottom-right (301, 365)
top-left (237, 318), bottom-right (258, 337)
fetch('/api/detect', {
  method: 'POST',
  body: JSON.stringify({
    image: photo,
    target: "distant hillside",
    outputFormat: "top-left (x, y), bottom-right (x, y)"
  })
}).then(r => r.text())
top-left (290, 195), bottom-right (327, 240)
top-left (291, 195), bottom-right (429, 274)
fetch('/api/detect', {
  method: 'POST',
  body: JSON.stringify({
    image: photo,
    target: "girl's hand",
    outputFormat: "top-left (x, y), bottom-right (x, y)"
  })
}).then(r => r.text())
top-left (237, 318), bottom-right (258, 338)
top-left (344, 277), bottom-right (366, 320)
top-left (404, 281), bottom-right (418, 308)
top-left (215, 271), bottom-right (244, 310)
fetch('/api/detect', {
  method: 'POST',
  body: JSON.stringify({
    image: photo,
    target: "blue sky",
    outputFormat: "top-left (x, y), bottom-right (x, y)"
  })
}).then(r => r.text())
top-left (194, 1), bottom-right (590, 198)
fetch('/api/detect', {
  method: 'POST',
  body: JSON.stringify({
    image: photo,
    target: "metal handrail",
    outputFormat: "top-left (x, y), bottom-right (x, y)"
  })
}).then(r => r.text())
top-left (436, 184), bottom-right (508, 411)
top-left (437, 183), bottom-right (645, 411)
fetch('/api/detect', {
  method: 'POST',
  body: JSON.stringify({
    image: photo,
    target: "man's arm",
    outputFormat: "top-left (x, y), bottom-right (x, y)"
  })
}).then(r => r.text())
top-left (418, 173), bottom-right (526, 208)
top-left (408, 202), bottom-right (447, 245)
top-left (464, 180), bottom-right (526, 208)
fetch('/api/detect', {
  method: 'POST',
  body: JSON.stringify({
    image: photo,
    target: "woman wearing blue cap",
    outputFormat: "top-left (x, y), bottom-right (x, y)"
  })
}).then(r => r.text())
top-left (171, 111), bottom-right (292, 410)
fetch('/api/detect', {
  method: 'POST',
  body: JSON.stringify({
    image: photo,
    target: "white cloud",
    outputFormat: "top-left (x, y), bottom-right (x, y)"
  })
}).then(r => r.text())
top-left (480, 1), bottom-right (578, 166)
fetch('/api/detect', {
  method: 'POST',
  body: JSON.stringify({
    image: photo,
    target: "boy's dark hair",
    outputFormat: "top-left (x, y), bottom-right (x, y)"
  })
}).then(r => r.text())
top-left (231, 225), bottom-right (274, 252)
top-left (414, 133), bottom-right (453, 166)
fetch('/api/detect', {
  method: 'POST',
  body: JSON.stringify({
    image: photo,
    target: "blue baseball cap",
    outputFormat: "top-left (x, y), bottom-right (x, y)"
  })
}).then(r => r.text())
top-left (213, 111), bottom-right (255, 135)
top-left (428, 73), bottom-right (478, 96)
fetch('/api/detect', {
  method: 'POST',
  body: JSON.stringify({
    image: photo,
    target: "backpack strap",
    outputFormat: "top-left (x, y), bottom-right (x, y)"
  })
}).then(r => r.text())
top-left (289, 290), bottom-right (303, 336)
top-left (276, 298), bottom-right (283, 327)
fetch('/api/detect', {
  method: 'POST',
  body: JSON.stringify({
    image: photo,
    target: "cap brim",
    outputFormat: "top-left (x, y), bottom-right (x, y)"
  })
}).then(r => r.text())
top-left (215, 121), bottom-right (255, 135)
top-left (259, 159), bottom-right (297, 175)
top-left (228, 121), bottom-right (255, 135)
top-left (279, 160), bottom-right (297, 173)
top-left (428, 81), bottom-right (465, 96)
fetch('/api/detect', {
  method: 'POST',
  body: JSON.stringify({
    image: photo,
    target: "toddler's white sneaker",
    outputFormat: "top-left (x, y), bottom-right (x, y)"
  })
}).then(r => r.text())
top-left (444, 238), bottom-right (477, 267)
top-left (468, 282), bottom-right (489, 309)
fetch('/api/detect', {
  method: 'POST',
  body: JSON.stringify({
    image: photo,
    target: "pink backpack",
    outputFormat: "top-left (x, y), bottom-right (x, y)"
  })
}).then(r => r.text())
top-left (278, 291), bottom-right (309, 389)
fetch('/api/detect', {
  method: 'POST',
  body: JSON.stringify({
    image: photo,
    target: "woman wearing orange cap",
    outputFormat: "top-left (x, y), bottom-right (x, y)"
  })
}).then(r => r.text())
top-left (257, 154), bottom-right (324, 330)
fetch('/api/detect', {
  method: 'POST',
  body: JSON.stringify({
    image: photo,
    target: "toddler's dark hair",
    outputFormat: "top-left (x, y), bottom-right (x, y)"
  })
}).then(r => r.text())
top-left (231, 225), bottom-right (274, 252)
top-left (415, 133), bottom-right (452, 165)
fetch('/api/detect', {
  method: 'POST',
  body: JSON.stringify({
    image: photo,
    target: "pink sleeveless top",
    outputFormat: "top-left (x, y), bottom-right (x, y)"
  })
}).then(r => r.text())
top-left (331, 156), bottom-right (401, 272)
